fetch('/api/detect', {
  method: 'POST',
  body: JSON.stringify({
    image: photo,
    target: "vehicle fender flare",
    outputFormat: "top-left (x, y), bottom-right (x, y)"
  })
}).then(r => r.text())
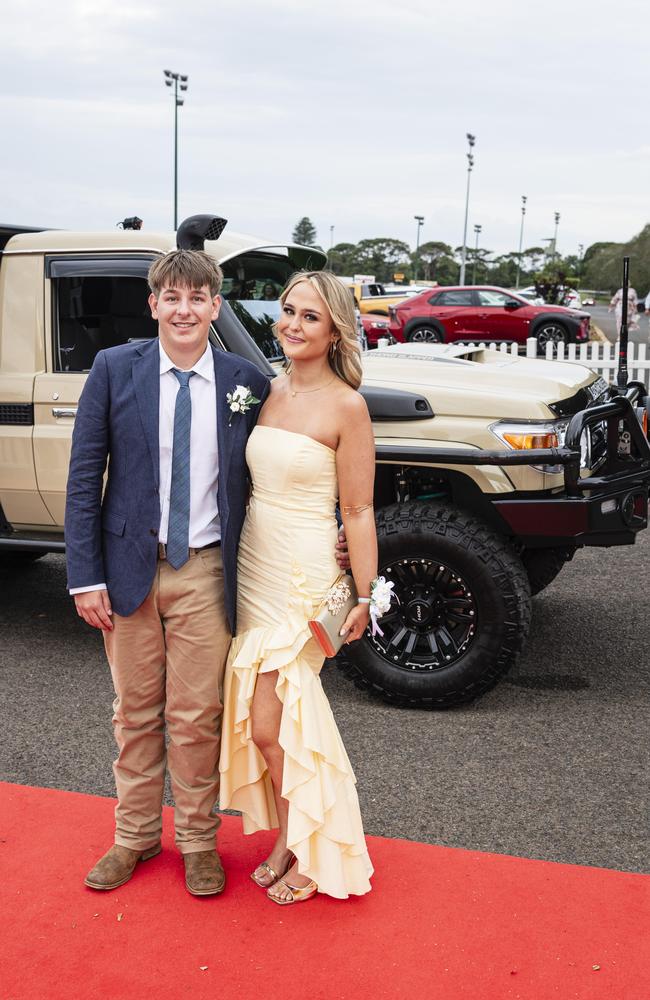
top-left (529, 313), bottom-right (576, 341)
top-left (402, 316), bottom-right (445, 340)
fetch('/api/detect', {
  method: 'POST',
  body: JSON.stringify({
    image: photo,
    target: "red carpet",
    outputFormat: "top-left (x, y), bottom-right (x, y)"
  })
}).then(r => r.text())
top-left (1, 783), bottom-right (647, 1000)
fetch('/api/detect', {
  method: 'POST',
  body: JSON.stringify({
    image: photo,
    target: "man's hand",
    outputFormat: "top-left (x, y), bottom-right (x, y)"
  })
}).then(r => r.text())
top-left (74, 590), bottom-right (113, 631)
top-left (335, 525), bottom-right (351, 570)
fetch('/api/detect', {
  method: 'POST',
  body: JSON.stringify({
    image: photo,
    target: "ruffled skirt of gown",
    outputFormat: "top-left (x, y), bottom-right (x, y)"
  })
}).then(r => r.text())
top-left (219, 426), bottom-right (373, 899)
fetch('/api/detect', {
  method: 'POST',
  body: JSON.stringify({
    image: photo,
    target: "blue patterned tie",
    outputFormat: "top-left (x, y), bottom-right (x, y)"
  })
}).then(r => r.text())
top-left (166, 369), bottom-right (195, 569)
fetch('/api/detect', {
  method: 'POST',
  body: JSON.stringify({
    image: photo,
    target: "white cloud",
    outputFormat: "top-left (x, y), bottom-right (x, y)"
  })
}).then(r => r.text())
top-left (0, 0), bottom-right (647, 257)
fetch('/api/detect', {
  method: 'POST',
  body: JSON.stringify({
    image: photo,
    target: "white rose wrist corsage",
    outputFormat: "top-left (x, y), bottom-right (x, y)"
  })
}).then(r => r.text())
top-left (226, 384), bottom-right (260, 426)
top-left (358, 575), bottom-right (394, 637)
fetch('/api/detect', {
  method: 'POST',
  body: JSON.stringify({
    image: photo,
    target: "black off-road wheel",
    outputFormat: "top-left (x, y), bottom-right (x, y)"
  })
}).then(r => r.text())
top-left (521, 546), bottom-right (575, 596)
top-left (338, 502), bottom-right (531, 707)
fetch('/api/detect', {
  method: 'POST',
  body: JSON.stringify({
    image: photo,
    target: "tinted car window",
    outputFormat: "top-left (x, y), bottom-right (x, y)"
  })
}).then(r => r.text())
top-left (220, 252), bottom-right (305, 362)
top-left (54, 274), bottom-right (156, 372)
top-left (477, 290), bottom-right (514, 307)
top-left (435, 291), bottom-right (475, 306)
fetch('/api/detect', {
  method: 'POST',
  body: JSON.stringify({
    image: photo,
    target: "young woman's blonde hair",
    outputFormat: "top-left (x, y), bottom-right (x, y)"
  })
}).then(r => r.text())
top-left (278, 271), bottom-right (363, 390)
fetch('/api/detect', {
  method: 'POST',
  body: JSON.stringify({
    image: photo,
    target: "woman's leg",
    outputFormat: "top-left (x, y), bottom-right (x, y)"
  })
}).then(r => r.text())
top-left (250, 670), bottom-right (313, 898)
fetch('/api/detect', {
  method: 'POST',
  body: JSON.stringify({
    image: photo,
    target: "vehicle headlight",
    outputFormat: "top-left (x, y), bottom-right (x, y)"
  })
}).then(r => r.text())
top-left (490, 419), bottom-right (574, 473)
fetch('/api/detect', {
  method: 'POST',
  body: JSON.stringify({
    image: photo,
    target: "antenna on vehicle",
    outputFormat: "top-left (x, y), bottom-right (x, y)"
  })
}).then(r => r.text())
top-left (616, 255), bottom-right (630, 391)
top-left (176, 214), bottom-right (228, 250)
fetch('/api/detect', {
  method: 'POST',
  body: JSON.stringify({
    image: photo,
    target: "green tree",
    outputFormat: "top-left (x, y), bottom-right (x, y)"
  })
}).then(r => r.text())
top-left (467, 247), bottom-right (492, 285)
top-left (354, 238), bottom-right (411, 282)
top-left (415, 241), bottom-right (454, 282)
top-left (532, 266), bottom-right (578, 305)
top-left (292, 217), bottom-right (317, 246)
top-left (580, 229), bottom-right (650, 293)
top-left (522, 246), bottom-right (545, 272)
top-left (488, 253), bottom-right (519, 288)
top-left (327, 242), bottom-right (359, 276)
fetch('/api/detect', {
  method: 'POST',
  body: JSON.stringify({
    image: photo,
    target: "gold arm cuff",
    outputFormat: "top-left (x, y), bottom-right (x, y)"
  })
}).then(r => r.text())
top-left (341, 502), bottom-right (374, 514)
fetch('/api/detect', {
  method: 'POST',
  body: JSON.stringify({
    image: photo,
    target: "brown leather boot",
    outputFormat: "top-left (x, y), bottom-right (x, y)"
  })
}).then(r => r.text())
top-left (183, 850), bottom-right (226, 896)
top-left (84, 843), bottom-right (161, 890)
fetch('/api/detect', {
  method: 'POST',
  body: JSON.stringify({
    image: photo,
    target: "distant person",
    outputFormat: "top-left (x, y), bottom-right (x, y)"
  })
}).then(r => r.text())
top-left (609, 286), bottom-right (639, 335)
top-left (260, 282), bottom-right (277, 299)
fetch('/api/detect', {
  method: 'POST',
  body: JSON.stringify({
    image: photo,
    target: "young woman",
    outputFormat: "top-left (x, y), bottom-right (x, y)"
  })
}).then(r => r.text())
top-left (219, 271), bottom-right (377, 904)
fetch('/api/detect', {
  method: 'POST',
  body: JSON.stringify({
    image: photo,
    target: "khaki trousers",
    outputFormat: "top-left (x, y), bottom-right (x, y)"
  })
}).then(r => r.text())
top-left (103, 547), bottom-right (231, 854)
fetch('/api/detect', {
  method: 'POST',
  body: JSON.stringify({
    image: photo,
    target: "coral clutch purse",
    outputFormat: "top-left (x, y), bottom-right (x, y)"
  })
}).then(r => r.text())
top-left (308, 574), bottom-right (358, 658)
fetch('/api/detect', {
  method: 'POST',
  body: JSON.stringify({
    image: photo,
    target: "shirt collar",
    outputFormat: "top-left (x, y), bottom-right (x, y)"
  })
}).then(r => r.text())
top-left (159, 341), bottom-right (214, 382)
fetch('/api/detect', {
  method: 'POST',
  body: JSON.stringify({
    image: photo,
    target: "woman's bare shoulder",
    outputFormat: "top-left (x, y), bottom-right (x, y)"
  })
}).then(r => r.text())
top-left (334, 381), bottom-right (369, 417)
top-left (333, 383), bottom-right (371, 442)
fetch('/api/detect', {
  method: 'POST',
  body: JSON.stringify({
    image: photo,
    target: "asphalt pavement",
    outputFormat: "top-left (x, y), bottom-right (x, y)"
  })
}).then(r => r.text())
top-left (587, 303), bottom-right (650, 345)
top-left (1, 542), bottom-right (648, 874)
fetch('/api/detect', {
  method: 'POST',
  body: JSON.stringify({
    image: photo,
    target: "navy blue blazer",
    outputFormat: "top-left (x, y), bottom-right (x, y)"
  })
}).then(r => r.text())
top-left (65, 338), bottom-right (270, 632)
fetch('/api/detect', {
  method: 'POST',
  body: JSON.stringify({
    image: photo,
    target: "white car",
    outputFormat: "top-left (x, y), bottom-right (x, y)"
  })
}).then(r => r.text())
top-left (509, 286), bottom-right (545, 305)
top-left (562, 289), bottom-right (583, 309)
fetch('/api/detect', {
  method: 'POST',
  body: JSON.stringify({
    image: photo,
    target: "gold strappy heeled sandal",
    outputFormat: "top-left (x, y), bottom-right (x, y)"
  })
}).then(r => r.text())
top-left (250, 854), bottom-right (294, 888)
top-left (267, 877), bottom-right (318, 906)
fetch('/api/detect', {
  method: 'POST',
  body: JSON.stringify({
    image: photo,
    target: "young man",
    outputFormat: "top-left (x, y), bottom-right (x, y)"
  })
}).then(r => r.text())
top-left (65, 250), bottom-right (269, 896)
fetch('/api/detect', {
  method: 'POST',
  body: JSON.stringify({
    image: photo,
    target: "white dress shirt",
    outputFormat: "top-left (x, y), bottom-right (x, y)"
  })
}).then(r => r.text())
top-left (158, 342), bottom-right (220, 546)
top-left (70, 341), bottom-right (220, 594)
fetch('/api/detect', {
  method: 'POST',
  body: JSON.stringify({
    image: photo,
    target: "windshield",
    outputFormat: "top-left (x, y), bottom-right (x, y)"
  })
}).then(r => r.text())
top-left (220, 251), bottom-right (298, 362)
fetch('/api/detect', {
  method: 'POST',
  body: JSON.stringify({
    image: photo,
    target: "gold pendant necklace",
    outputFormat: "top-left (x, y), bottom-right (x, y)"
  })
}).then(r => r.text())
top-left (289, 376), bottom-right (335, 398)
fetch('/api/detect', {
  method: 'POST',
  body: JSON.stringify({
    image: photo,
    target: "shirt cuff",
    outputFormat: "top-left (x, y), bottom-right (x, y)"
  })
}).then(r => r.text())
top-left (69, 584), bottom-right (108, 595)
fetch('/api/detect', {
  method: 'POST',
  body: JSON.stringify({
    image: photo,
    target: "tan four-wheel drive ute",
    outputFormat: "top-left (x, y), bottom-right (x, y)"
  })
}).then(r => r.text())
top-left (1, 214), bottom-right (649, 706)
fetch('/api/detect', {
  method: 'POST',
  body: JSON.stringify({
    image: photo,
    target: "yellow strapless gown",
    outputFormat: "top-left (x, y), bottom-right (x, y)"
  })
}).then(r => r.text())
top-left (219, 426), bottom-right (373, 898)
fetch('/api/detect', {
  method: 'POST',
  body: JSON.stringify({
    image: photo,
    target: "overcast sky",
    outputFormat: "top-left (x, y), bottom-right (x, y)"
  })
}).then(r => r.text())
top-left (2, 0), bottom-right (648, 259)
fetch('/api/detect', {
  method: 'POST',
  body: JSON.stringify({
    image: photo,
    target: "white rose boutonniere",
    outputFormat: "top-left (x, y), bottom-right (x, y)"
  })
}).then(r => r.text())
top-left (226, 384), bottom-right (260, 426)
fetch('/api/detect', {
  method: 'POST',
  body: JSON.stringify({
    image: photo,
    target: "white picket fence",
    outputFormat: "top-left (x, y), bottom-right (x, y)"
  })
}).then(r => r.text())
top-left (457, 338), bottom-right (650, 388)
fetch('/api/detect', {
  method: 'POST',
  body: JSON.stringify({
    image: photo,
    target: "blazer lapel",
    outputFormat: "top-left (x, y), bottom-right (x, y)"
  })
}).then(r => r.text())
top-left (132, 340), bottom-right (161, 488)
top-left (213, 347), bottom-right (242, 504)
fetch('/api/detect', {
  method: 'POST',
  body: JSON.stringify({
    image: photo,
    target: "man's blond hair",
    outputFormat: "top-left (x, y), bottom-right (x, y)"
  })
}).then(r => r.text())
top-left (148, 249), bottom-right (224, 297)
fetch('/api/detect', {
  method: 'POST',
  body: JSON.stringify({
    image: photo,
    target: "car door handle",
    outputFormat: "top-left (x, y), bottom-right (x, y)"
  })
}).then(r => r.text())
top-left (478, 313), bottom-right (489, 318)
top-left (52, 407), bottom-right (78, 418)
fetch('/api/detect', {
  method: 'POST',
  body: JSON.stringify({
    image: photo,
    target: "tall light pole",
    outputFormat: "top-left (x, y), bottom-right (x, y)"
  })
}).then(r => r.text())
top-left (472, 224), bottom-right (482, 284)
top-left (577, 243), bottom-right (584, 285)
top-left (163, 69), bottom-right (189, 230)
top-left (553, 211), bottom-right (560, 260)
top-left (515, 195), bottom-right (527, 288)
top-left (329, 225), bottom-right (335, 249)
top-left (459, 132), bottom-right (476, 285)
top-left (413, 215), bottom-right (424, 281)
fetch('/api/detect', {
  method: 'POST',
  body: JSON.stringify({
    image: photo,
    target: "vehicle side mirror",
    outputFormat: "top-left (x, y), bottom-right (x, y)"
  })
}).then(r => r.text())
top-left (504, 299), bottom-right (521, 310)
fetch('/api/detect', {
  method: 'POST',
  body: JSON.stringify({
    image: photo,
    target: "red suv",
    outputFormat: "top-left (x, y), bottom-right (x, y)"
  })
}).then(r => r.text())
top-left (388, 286), bottom-right (590, 349)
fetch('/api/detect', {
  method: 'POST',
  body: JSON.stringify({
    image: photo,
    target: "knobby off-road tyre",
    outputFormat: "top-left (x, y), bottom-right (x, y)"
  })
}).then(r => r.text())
top-left (521, 546), bottom-right (575, 596)
top-left (338, 502), bottom-right (532, 708)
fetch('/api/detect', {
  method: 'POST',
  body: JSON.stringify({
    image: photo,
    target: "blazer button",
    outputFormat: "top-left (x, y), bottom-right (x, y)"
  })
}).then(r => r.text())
top-left (150, 528), bottom-right (158, 536)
